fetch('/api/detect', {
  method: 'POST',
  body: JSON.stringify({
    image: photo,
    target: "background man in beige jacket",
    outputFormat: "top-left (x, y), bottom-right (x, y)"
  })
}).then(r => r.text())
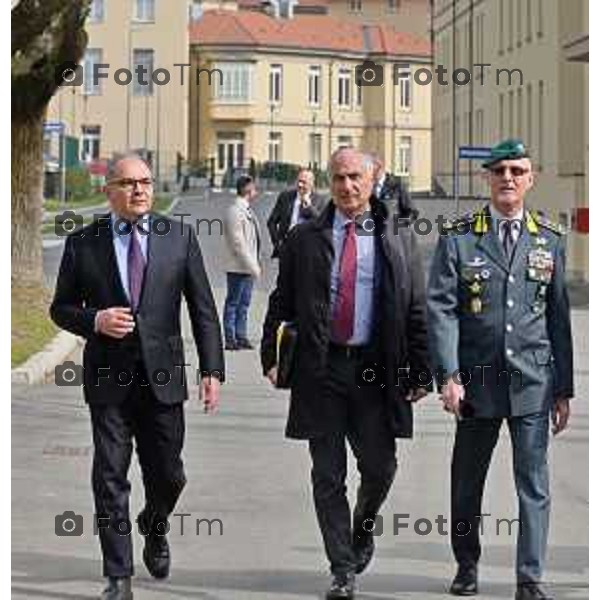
top-left (223, 175), bottom-right (261, 350)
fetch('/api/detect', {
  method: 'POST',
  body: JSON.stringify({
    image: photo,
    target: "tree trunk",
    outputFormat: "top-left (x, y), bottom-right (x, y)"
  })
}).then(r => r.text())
top-left (11, 114), bottom-right (44, 285)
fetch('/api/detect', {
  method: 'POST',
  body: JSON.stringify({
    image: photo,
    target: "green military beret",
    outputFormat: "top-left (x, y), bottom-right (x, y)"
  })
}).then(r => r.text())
top-left (483, 139), bottom-right (530, 168)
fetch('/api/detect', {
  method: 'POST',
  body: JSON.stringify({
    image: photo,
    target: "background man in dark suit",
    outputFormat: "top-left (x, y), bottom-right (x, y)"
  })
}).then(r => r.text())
top-left (50, 155), bottom-right (224, 600)
top-left (370, 153), bottom-right (417, 220)
top-left (428, 140), bottom-right (574, 600)
top-left (261, 148), bottom-right (429, 599)
top-left (266, 168), bottom-right (326, 258)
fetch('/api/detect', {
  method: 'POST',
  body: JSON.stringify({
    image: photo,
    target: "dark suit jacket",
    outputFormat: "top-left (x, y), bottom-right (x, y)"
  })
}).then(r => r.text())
top-left (267, 189), bottom-right (326, 257)
top-left (50, 214), bottom-right (225, 406)
top-left (372, 174), bottom-right (417, 220)
top-left (261, 199), bottom-right (430, 439)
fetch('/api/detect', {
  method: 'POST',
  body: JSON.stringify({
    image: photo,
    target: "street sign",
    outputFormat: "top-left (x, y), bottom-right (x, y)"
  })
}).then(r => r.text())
top-left (44, 121), bottom-right (65, 134)
top-left (458, 146), bottom-right (493, 160)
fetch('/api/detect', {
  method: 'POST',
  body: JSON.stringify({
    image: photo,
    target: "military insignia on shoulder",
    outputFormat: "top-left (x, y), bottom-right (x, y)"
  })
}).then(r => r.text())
top-left (530, 211), bottom-right (567, 235)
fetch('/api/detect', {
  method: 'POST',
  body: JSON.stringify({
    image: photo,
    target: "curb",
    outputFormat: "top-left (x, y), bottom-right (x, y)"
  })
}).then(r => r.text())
top-left (11, 330), bottom-right (83, 386)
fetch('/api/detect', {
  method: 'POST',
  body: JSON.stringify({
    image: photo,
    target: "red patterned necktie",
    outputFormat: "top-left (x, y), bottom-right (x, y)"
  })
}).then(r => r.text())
top-left (331, 221), bottom-right (357, 343)
top-left (128, 225), bottom-right (146, 312)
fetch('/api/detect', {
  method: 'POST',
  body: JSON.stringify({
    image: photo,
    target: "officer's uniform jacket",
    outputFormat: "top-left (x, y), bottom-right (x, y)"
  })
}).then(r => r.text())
top-left (427, 205), bottom-right (574, 417)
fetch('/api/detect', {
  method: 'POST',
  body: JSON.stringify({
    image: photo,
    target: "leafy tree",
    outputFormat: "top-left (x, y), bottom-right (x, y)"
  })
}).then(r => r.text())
top-left (12, 0), bottom-right (90, 284)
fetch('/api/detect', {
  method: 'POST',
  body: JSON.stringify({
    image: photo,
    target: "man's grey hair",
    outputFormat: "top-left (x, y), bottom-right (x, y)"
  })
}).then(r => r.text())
top-left (106, 153), bottom-right (151, 181)
top-left (327, 147), bottom-right (374, 177)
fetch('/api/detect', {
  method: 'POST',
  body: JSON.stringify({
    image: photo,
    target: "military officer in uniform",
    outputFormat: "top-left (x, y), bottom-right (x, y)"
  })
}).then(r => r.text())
top-left (427, 140), bottom-right (574, 600)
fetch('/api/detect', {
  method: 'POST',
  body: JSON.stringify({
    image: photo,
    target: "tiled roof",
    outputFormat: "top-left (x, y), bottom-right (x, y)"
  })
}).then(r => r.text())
top-left (237, 0), bottom-right (328, 6)
top-left (189, 11), bottom-right (431, 57)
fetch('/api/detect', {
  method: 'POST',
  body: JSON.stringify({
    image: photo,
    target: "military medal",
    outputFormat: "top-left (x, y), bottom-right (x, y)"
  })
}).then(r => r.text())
top-left (470, 297), bottom-right (482, 314)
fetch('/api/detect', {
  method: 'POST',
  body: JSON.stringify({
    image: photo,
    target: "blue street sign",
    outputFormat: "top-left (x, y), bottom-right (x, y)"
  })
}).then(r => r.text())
top-left (458, 146), bottom-right (493, 160)
top-left (44, 121), bottom-right (65, 134)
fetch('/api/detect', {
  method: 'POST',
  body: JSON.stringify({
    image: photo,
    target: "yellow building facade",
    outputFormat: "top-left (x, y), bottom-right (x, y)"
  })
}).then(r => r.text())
top-left (432, 0), bottom-right (588, 281)
top-left (46, 0), bottom-right (189, 184)
top-left (189, 8), bottom-right (433, 191)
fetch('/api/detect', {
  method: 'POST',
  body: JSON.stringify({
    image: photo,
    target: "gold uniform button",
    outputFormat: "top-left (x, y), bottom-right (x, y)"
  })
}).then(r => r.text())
top-left (508, 275), bottom-right (515, 283)
top-left (507, 299), bottom-right (515, 308)
top-left (506, 324), bottom-right (514, 332)
top-left (506, 348), bottom-right (514, 357)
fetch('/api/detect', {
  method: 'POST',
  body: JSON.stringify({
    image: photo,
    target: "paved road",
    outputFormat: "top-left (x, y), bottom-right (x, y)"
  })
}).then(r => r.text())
top-left (14, 192), bottom-right (589, 599)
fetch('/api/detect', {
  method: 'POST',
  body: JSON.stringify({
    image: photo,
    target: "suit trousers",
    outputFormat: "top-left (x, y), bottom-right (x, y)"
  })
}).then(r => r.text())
top-left (451, 412), bottom-right (550, 583)
top-left (89, 365), bottom-right (186, 577)
top-left (308, 348), bottom-right (397, 576)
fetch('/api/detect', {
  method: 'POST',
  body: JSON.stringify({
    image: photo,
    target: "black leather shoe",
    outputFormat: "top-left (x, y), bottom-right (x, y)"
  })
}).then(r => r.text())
top-left (236, 338), bottom-right (254, 350)
top-left (449, 565), bottom-right (478, 596)
top-left (225, 340), bottom-right (239, 350)
top-left (143, 533), bottom-right (170, 579)
top-left (100, 577), bottom-right (133, 600)
top-left (352, 528), bottom-right (375, 574)
top-left (326, 572), bottom-right (356, 599)
top-left (515, 583), bottom-right (553, 600)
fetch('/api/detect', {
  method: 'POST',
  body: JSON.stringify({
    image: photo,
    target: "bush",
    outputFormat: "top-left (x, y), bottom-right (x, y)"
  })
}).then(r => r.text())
top-left (65, 167), bottom-right (92, 201)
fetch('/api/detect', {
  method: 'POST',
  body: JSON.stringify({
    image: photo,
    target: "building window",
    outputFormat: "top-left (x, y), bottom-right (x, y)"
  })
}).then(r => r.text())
top-left (526, 83), bottom-right (533, 146)
top-left (479, 15), bottom-right (485, 66)
top-left (387, 0), bottom-right (400, 11)
top-left (538, 81), bottom-right (544, 169)
top-left (516, 0), bottom-right (522, 46)
top-left (348, 0), bottom-right (362, 12)
top-left (268, 132), bottom-right (282, 163)
top-left (337, 68), bottom-right (351, 108)
top-left (355, 80), bottom-right (362, 107)
top-left (217, 132), bottom-right (245, 171)
top-left (83, 48), bottom-right (103, 95)
top-left (308, 66), bottom-right (321, 107)
top-left (134, 0), bottom-right (155, 22)
top-left (508, 90), bottom-right (514, 135)
top-left (526, 0), bottom-right (532, 41)
top-left (517, 88), bottom-right (523, 135)
top-left (537, 0), bottom-right (544, 37)
top-left (476, 109), bottom-right (484, 145)
top-left (269, 64), bottom-right (283, 104)
top-left (507, 0), bottom-right (513, 51)
top-left (133, 49), bottom-right (154, 96)
top-left (337, 135), bottom-right (352, 149)
top-left (396, 66), bottom-right (411, 110)
top-left (398, 136), bottom-right (412, 177)
top-left (498, 0), bottom-right (504, 54)
top-left (89, 0), bottom-right (104, 23)
top-left (499, 93), bottom-right (504, 137)
top-left (309, 133), bottom-right (322, 169)
top-left (81, 125), bottom-right (101, 161)
top-left (213, 63), bottom-right (252, 103)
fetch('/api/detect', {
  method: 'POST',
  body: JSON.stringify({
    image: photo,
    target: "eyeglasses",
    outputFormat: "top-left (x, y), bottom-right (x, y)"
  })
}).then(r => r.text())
top-left (490, 166), bottom-right (530, 178)
top-left (109, 178), bottom-right (154, 191)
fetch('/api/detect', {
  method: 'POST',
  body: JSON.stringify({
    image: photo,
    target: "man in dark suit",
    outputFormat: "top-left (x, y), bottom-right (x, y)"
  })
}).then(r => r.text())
top-left (266, 168), bottom-right (325, 258)
top-left (427, 140), bottom-right (574, 600)
top-left (261, 148), bottom-right (429, 599)
top-left (50, 154), bottom-right (224, 600)
top-left (370, 153), bottom-right (417, 220)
